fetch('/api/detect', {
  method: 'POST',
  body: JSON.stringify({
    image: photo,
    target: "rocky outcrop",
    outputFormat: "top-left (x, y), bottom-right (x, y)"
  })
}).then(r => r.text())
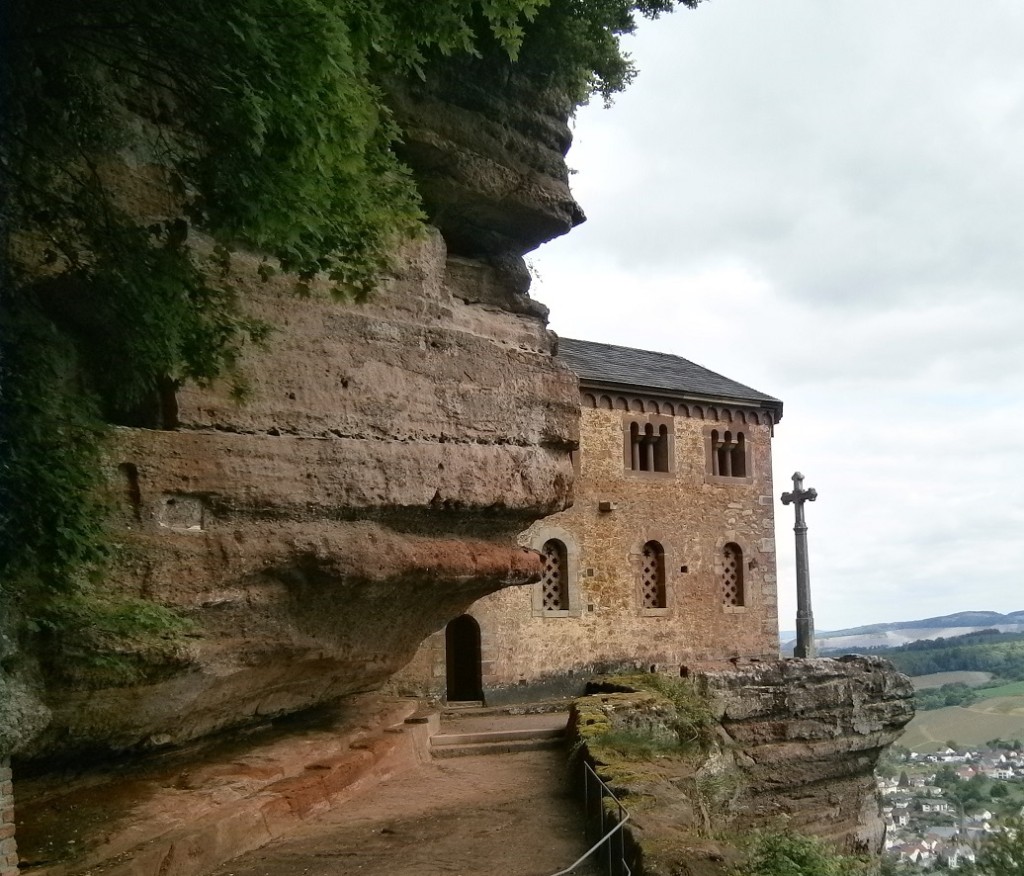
top-left (14, 696), bottom-right (436, 876)
top-left (14, 229), bottom-right (579, 762)
top-left (699, 655), bottom-right (915, 852)
top-left (387, 61), bottom-right (585, 278)
top-left (571, 657), bottom-right (915, 875)
top-left (0, 629), bottom-right (50, 759)
top-left (2, 40), bottom-right (591, 765)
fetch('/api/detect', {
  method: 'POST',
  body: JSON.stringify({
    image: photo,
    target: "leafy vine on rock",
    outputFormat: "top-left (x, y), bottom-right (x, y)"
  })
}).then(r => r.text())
top-left (0, 0), bottom-right (704, 672)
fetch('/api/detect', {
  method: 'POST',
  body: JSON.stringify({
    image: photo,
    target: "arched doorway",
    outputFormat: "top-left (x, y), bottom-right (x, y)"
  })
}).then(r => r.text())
top-left (445, 614), bottom-right (483, 703)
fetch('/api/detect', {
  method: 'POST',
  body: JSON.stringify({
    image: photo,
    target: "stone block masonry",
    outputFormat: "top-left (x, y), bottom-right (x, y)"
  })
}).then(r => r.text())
top-left (394, 396), bottom-right (782, 702)
top-left (495, 407), bottom-right (779, 684)
top-left (0, 759), bottom-right (17, 876)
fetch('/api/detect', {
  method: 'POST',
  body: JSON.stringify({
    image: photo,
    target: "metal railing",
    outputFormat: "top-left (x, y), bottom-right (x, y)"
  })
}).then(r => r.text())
top-left (549, 760), bottom-right (632, 876)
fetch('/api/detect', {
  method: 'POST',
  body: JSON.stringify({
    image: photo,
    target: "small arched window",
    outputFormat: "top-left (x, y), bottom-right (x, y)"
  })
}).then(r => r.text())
top-left (722, 542), bottom-right (745, 606)
top-left (627, 419), bottom-right (671, 473)
top-left (655, 424), bottom-right (670, 471)
top-left (731, 433), bottom-right (746, 477)
top-left (629, 421), bottom-right (641, 470)
top-left (641, 541), bottom-right (666, 609)
top-left (541, 539), bottom-right (568, 612)
top-left (711, 430), bottom-right (747, 478)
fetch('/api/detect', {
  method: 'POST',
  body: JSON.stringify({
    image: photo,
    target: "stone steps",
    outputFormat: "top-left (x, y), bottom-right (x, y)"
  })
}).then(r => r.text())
top-left (443, 700), bottom-right (485, 711)
top-left (430, 736), bottom-right (565, 759)
top-left (429, 726), bottom-right (565, 759)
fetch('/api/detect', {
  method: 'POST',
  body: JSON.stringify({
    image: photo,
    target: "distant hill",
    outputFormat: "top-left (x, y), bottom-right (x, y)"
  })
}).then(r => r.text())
top-left (780, 610), bottom-right (1024, 654)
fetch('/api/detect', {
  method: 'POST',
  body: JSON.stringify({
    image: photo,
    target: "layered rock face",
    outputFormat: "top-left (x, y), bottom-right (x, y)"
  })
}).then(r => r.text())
top-left (387, 63), bottom-right (586, 270)
top-left (572, 657), bottom-right (914, 875)
top-left (700, 656), bottom-right (915, 853)
top-left (1, 51), bottom-right (587, 764)
top-left (14, 231), bottom-right (579, 761)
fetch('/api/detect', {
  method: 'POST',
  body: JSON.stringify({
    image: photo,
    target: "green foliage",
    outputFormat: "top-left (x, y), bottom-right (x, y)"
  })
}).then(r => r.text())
top-left (0, 238), bottom-right (251, 676)
top-left (0, 303), bottom-right (110, 588)
top-left (1, 0), bottom-right (704, 662)
top-left (591, 727), bottom-right (683, 760)
top-left (975, 817), bottom-right (1024, 876)
top-left (686, 768), bottom-right (744, 836)
top-left (3, 0), bottom-right (703, 296)
top-left (0, 307), bottom-right (195, 683)
top-left (990, 782), bottom-right (1010, 799)
top-left (987, 738), bottom-right (1024, 751)
top-left (732, 832), bottom-right (867, 876)
top-left (874, 747), bottom-right (900, 779)
top-left (515, 0), bottom-right (702, 105)
top-left (948, 774), bottom-right (993, 810)
top-left (573, 676), bottom-right (716, 776)
top-left (879, 857), bottom-right (916, 876)
top-left (933, 765), bottom-right (961, 789)
top-left (31, 588), bottom-right (196, 688)
top-left (916, 682), bottom-right (979, 711)
top-left (850, 631), bottom-right (1024, 681)
top-left (610, 673), bottom-right (718, 750)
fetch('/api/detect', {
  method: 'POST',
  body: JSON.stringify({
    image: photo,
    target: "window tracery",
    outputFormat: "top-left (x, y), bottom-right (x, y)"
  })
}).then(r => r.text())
top-left (641, 541), bottom-right (666, 609)
top-left (721, 542), bottom-right (744, 606)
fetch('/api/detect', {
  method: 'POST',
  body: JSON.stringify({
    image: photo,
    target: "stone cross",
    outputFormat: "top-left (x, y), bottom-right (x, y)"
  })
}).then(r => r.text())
top-left (781, 471), bottom-right (818, 658)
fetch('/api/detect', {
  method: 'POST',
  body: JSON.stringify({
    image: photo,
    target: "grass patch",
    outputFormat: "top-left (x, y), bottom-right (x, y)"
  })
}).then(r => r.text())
top-left (912, 671), bottom-right (994, 690)
top-left (591, 728), bottom-right (685, 761)
top-left (900, 700), bottom-right (1024, 751)
top-left (604, 673), bottom-right (717, 751)
top-left (732, 831), bottom-right (869, 876)
top-left (976, 680), bottom-right (1024, 699)
top-left (32, 589), bottom-right (197, 688)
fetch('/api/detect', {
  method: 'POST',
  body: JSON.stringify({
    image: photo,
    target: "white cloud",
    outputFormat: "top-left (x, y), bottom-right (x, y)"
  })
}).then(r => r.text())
top-left (531, 1), bottom-right (1024, 631)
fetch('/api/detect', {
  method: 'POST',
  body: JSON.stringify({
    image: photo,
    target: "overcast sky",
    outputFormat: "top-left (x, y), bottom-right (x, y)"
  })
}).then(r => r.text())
top-left (530, 0), bottom-right (1024, 633)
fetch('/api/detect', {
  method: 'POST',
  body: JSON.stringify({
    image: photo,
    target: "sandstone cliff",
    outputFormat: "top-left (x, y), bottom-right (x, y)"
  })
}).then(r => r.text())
top-left (0, 23), bottom-right (918, 876)
top-left (572, 657), bottom-right (915, 875)
top-left (701, 656), bottom-right (915, 852)
top-left (3, 70), bottom-right (583, 764)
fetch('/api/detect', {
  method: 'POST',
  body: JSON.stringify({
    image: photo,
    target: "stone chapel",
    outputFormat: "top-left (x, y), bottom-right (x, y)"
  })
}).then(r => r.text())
top-left (394, 337), bottom-right (784, 704)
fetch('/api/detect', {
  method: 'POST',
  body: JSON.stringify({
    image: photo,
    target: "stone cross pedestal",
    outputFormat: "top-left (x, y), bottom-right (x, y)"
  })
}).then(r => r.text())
top-left (781, 471), bottom-right (818, 658)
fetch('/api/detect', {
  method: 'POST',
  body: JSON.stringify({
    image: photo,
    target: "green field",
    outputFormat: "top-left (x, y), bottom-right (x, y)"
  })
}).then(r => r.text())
top-left (900, 694), bottom-right (1024, 751)
top-left (975, 680), bottom-right (1024, 699)
top-left (911, 671), bottom-right (993, 690)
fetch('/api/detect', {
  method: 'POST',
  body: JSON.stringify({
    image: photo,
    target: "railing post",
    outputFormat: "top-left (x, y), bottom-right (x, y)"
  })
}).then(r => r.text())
top-left (549, 761), bottom-right (632, 876)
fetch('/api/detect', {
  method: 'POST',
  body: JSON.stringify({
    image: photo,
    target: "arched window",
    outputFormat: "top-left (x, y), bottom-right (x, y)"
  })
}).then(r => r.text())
top-left (731, 433), bottom-right (746, 477)
top-left (710, 430), bottom-right (747, 478)
top-left (655, 424), bottom-right (670, 471)
top-left (641, 541), bottom-right (666, 609)
top-left (541, 539), bottom-right (568, 612)
top-left (627, 418), bottom-right (671, 473)
top-left (722, 542), bottom-right (745, 606)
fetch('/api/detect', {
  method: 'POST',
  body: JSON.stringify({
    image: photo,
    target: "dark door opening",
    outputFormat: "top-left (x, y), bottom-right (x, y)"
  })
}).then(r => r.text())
top-left (445, 614), bottom-right (483, 702)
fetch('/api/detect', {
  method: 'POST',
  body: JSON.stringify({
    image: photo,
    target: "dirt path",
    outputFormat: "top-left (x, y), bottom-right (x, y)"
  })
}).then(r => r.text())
top-left (205, 747), bottom-right (593, 876)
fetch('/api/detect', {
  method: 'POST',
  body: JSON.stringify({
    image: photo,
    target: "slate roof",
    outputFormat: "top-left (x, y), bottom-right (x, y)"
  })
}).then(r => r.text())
top-left (556, 337), bottom-right (782, 415)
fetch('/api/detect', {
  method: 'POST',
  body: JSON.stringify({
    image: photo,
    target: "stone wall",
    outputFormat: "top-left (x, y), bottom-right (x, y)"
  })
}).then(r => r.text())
top-left (394, 395), bottom-right (779, 701)
top-left (0, 759), bottom-right (16, 876)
